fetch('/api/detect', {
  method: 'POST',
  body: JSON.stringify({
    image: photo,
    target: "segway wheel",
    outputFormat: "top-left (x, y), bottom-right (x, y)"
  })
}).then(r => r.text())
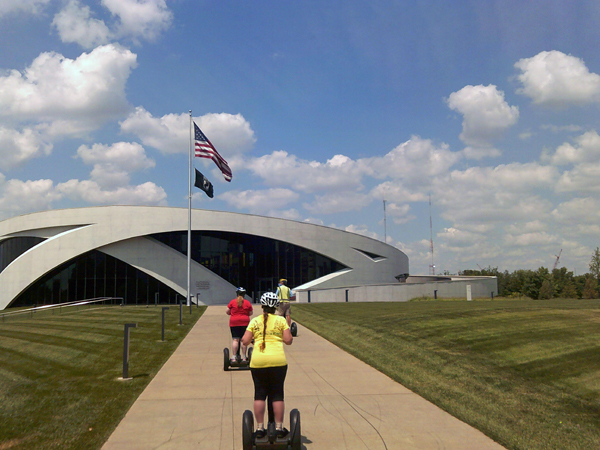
top-left (290, 322), bottom-right (297, 337)
top-left (290, 409), bottom-right (301, 450)
top-left (223, 348), bottom-right (230, 371)
top-left (242, 410), bottom-right (254, 450)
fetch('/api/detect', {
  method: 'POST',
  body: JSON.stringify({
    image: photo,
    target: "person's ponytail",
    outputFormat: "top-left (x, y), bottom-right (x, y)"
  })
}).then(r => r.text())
top-left (237, 296), bottom-right (243, 308)
top-left (260, 311), bottom-right (268, 352)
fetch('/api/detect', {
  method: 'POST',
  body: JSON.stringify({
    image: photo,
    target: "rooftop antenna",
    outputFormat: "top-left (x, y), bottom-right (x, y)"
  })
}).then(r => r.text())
top-left (553, 249), bottom-right (562, 271)
top-left (383, 199), bottom-right (387, 243)
top-left (429, 194), bottom-right (435, 275)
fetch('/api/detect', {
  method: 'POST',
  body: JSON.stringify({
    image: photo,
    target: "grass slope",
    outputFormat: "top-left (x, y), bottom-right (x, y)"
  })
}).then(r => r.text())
top-left (0, 305), bottom-right (205, 450)
top-left (293, 300), bottom-right (600, 450)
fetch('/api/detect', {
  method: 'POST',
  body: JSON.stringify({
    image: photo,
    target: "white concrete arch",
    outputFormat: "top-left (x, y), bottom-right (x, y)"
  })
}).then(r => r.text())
top-left (0, 206), bottom-right (409, 309)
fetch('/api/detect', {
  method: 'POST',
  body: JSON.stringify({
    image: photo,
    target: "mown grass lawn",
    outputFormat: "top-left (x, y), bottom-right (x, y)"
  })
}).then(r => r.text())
top-left (293, 300), bottom-right (600, 450)
top-left (0, 305), bottom-right (205, 450)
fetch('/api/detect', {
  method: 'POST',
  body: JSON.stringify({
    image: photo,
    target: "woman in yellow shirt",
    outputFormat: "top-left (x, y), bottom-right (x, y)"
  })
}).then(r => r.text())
top-left (242, 292), bottom-right (293, 438)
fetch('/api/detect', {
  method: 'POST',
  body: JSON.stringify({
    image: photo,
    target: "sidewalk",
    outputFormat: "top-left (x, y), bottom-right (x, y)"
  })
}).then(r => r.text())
top-left (102, 306), bottom-right (506, 450)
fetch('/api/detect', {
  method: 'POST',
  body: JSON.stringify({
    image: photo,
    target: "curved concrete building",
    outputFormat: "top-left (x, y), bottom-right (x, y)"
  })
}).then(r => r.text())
top-left (0, 206), bottom-right (409, 310)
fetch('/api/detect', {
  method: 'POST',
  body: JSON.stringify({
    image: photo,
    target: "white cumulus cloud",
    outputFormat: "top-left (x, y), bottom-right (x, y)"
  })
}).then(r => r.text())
top-left (447, 84), bottom-right (519, 149)
top-left (76, 142), bottom-right (155, 188)
top-left (552, 197), bottom-right (600, 225)
top-left (52, 0), bottom-right (172, 47)
top-left (359, 136), bottom-right (462, 184)
top-left (102, 0), bottom-right (172, 42)
top-left (515, 51), bottom-right (600, 106)
top-left (0, 178), bottom-right (61, 219)
top-left (52, 0), bottom-right (112, 49)
top-left (0, 126), bottom-right (52, 169)
top-left (57, 179), bottom-right (166, 205)
top-left (0, 0), bottom-right (50, 17)
top-left (247, 151), bottom-right (363, 193)
top-left (120, 107), bottom-right (255, 158)
top-left (219, 189), bottom-right (299, 214)
top-left (556, 163), bottom-right (600, 193)
top-left (0, 44), bottom-right (137, 134)
top-left (542, 130), bottom-right (600, 165)
top-left (303, 191), bottom-right (371, 214)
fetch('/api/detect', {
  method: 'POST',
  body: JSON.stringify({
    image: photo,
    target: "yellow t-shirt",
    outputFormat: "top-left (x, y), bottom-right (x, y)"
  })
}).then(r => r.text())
top-left (247, 314), bottom-right (289, 368)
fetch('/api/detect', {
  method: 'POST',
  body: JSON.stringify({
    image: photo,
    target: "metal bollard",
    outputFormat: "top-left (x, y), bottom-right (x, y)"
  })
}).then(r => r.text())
top-left (122, 323), bottom-right (137, 379)
top-left (161, 307), bottom-right (169, 341)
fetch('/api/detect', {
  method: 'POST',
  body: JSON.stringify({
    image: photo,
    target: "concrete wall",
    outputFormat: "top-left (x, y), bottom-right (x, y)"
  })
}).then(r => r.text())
top-left (295, 277), bottom-right (498, 303)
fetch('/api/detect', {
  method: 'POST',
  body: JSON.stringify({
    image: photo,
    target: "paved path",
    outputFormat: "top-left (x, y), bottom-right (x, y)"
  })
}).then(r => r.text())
top-left (102, 306), bottom-right (506, 450)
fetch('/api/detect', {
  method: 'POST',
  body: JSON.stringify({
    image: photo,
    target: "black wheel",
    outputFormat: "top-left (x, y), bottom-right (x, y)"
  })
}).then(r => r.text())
top-left (290, 322), bottom-right (297, 337)
top-left (242, 410), bottom-right (254, 450)
top-left (223, 348), bottom-right (230, 371)
top-left (290, 409), bottom-right (301, 450)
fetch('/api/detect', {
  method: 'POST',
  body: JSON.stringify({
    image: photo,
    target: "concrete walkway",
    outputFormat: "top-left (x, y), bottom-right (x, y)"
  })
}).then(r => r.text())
top-left (102, 306), bottom-right (506, 450)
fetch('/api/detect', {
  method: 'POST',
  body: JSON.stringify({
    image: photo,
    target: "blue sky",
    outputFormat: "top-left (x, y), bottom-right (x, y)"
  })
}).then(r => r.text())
top-left (2, 0), bottom-right (600, 276)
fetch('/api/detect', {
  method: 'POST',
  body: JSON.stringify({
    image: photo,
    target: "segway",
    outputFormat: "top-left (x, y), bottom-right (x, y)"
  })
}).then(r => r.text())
top-left (223, 345), bottom-right (253, 371)
top-left (242, 399), bottom-right (301, 450)
top-left (290, 322), bottom-right (298, 337)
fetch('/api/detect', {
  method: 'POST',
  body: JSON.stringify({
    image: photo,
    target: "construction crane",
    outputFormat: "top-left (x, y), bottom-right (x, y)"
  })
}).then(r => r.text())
top-left (553, 249), bottom-right (562, 271)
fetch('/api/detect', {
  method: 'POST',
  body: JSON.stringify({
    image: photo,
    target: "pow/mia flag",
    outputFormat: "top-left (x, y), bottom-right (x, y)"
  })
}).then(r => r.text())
top-left (194, 169), bottom-right (214, 198)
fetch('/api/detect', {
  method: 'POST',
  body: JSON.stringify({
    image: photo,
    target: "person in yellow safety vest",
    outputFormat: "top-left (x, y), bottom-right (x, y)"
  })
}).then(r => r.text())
top-left (275, 278), bottom-right (294, 327)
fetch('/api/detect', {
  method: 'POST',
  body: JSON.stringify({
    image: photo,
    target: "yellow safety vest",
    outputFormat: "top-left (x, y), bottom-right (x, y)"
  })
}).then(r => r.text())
top-left (278, 285), bottom-right (291, 301)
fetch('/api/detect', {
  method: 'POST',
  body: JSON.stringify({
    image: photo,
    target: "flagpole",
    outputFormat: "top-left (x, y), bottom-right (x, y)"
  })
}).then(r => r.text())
top-left (187, 110), bottom-right (192, 307)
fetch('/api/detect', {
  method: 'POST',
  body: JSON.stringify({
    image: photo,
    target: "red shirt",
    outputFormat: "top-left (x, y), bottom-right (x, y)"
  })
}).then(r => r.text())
top-left (228, 298), bottom-right (253, 327)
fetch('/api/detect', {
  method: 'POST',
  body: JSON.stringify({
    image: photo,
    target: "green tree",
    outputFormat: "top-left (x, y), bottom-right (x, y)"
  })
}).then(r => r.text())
top-left (538, 279), bottom-right (553, 299)
top-left (552, 267), bottom-right (575, 297)
top-left (560, 280), bottom-right (579, 299)
top-left (589, 247), bottom-right (600, 280)
top-left (523, 267), bottom-right (550, 300)
top-left (582, 275), bottom-right (598, 299)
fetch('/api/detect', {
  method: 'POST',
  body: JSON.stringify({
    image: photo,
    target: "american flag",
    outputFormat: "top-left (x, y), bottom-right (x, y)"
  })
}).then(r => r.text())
top-left (194, 122), bottom-right (232, 182)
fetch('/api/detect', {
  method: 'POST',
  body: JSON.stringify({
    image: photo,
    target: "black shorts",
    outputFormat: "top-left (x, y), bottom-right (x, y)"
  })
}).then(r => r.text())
top-left (251, 365), bottom-right (288, 402)
top-left (230, 326), bottom-right (247, 339)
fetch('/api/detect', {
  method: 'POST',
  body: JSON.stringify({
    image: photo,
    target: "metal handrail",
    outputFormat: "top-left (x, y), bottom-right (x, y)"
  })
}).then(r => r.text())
top-left (0, 297), bottom-right (124, 321)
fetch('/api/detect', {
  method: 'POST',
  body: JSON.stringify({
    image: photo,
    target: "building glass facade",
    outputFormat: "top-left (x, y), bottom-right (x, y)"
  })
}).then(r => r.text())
top-left (152, 231), bottom-right (347, 298)
top-left (0, 237), bottom-right (46, 274)
top-left (10, 231), bottom-right (347, 307)
top-left (12, 250), bottom-right (181, 307)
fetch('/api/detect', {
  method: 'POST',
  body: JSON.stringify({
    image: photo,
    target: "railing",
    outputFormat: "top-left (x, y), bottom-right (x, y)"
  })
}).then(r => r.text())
top-left (0, 297), bottom-right (124, 323)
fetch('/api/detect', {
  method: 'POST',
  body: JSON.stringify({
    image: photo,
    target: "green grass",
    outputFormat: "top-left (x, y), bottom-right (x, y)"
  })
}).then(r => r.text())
top-left (0, 304), bottom-right (205, 450)
top-left (293, 300), bottom-right (600, 450)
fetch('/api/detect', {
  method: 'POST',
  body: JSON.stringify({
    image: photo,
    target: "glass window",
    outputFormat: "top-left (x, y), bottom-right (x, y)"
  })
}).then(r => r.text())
top-left (10, 250), bottom-right (180, 308)
top-left (0, 237), bottom-right (45, 273)
top-left (151, 231), bottom-right (347, 300)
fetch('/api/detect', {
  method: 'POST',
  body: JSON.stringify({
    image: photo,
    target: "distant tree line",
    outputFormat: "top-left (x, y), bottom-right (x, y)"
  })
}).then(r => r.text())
top-left (457, 248), bottom-right (600, 300)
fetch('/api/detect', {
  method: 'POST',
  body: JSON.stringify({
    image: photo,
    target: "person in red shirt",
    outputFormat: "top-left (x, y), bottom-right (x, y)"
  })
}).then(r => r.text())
top-left (226, 287), bottom-right (254, 363)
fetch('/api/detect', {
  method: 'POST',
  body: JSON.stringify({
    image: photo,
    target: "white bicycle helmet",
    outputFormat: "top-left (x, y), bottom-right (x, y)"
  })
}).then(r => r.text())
top-left (260, 291), bottom-right (280, 308)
